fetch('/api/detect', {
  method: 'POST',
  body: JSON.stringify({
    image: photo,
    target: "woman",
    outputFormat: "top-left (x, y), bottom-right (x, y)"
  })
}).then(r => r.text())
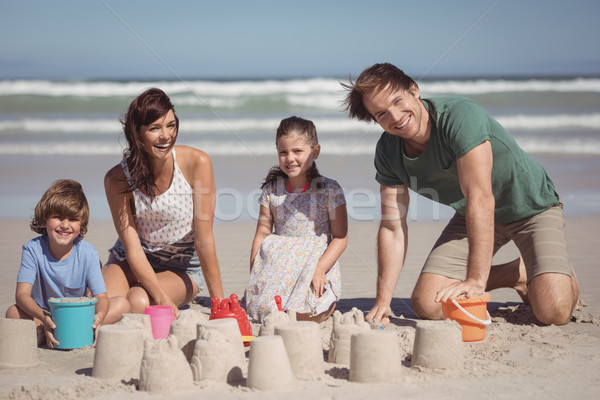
top-left (102, 88), bottom-right (224, 324)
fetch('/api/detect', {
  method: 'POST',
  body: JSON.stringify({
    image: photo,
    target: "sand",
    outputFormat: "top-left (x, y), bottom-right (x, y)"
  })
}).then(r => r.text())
top-left (1, 217), bottom-right (600, 399)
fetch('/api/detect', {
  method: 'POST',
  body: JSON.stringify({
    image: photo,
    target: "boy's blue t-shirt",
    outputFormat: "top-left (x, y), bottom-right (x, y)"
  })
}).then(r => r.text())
top-left (17, 235), bottom-right (106, 310)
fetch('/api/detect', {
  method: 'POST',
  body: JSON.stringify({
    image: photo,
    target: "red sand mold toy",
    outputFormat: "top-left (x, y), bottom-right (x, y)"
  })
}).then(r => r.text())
top-left (210, 294), bottom-right (253, 345)
top-left (274, 295), bottom-right (283, 311)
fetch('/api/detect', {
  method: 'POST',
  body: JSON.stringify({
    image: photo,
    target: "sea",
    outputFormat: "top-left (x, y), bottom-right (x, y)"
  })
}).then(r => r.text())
top-left (1, 76), bottom-right (599, 222)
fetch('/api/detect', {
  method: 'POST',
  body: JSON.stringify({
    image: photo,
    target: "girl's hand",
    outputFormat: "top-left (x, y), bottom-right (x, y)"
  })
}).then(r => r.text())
top-left (42, 315), bottom-right (59, 349)
top-left (311, 271), bottom-right (327, 298)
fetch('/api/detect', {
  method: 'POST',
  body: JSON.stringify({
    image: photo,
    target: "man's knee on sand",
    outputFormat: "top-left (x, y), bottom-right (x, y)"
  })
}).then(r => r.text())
top-left (411, 290), bottom-right (444, 320)
top-left (529, 272), bottom-right (578, 326)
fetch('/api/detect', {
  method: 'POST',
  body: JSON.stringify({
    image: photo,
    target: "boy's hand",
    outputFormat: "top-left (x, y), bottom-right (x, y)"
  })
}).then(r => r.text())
top-left (42, 315), bottom-right (59, 349)
top-left (92, 314), bottom-right (104, 348)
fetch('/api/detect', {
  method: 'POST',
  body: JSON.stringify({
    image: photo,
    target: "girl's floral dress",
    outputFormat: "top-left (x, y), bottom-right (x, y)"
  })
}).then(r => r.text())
top-left (245, 176), bottom-right (346, 322)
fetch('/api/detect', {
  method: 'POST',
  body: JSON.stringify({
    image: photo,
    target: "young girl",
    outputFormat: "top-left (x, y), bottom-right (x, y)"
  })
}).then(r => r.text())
top-left (102, 88), bottom-right (224, 324)
top-left (5, 179), bottom-right (109, 348)
top-left (245, 116), bottom-right (348, 323)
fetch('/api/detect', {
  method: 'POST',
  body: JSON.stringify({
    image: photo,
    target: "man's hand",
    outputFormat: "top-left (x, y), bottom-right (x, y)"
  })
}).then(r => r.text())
top-left (365, 303), bottom-right (391, 325)
top-left (434, 278), bottom-right (486, 303)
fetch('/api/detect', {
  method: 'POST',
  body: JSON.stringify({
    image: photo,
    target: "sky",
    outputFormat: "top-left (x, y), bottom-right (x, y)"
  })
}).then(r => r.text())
top-left (1, 0), bottom-right (599, 80)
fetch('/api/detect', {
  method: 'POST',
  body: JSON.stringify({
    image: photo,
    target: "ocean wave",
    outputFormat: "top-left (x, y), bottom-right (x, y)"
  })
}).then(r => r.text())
top-left (0, 78), bottom-right (343, 97)
top-left (0, 118), bottom-right (376, 134)
top-left (496, 113), bottom-right (600, 130)
top-left (2, 77), bottom-right (600, 98)
top-left (2, 137), bottom-right (599, 156)
top-left (422, 78), bottom-right (600, 95)
top-left (1, 114), bottom-right (599, 135)
top-left (0, 119), bottom-right (121, 133)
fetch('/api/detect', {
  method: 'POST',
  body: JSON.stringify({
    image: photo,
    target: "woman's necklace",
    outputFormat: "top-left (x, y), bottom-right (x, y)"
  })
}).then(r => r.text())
top-left (287, 180), bottom-right (310, 193)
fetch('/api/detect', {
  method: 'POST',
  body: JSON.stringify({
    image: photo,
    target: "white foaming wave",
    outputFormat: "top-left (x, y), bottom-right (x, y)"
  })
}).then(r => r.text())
top-left (0, 142), bottom-right (123, 155)
top-left (184, 118), bottom-right (375, 134)
top-left (0, 80), bottom-right (156, 97)
top-left (3, 137), bottom-right (600, 156)
top-left (497, 113), bottom-right (600, 130)
top-left (285, 94), bottom-right (345, 110)
top-left (181, 78), bottom-right (343, 96)
top-left (2, 113), bottom-right (598, 134)
top-left (0, 119), bottom-right (121, 133)
top-left (0, 78), bottom-right (344, 97)
top-left (0, 118), bottom-right (375, 134)
top-left (516, 137), bottom-right (600, 154)
top-left (2, 77), bottom-right (600, 98)
top-left (173, 93), bottom-right (346, 110)
top-left (421, 78), bottom-right (600, 94)
top-left (171, 95), bottom-right (245, 108)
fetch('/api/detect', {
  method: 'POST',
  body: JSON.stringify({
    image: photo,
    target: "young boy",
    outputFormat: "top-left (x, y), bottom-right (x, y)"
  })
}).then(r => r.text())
top-left (5, 179), bottom-right (109, 348)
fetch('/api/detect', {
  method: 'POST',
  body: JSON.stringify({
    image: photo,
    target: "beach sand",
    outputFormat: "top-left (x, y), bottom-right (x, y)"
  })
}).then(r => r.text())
top-left (1, 215), bottom-right (599, 399)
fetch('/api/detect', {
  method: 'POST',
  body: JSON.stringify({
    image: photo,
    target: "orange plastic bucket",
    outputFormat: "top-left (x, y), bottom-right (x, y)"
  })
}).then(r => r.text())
top-left (441, 293), bottom-right (491, 342)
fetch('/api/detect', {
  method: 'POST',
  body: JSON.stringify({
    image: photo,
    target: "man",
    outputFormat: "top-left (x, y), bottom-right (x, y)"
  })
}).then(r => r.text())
top-left (343, 63), bottom-right (578, 325)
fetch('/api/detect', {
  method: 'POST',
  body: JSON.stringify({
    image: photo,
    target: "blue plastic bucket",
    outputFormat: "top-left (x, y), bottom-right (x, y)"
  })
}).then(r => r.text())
top-left (48, 297), bottom-right (97, 349)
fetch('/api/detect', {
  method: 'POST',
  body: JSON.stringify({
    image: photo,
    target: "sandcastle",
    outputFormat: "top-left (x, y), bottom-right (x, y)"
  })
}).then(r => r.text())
top-left (92, 309), bottom-right (249, 389)
top-left (328, 308), bottom-right (370, 364)
top-left (115, 313), bottom-right (154, 340)
top-left (169, 309), bottom-right (208, 362)
top-left (190, 328), bottom-right (243, 383)
top-left (247, 335), bottom-right (297, 391)
top-left (138, 336), bottom-right (194, 393)
top-left (275, 321), bottom-right (323, 380)
top-left (197, 318), bottom-right (246, 366)
top-left (258, 309), bottom-right (296, 336)
top-left (0, 318), bottom-right (38, 368)
top-left (92, 324), bottom-right (145, 382)
top-left (411, 319), bottom-right (464, 370)
top-left (1, 302), bottom-right (475, 393)
top-left (349, 330), bottom-right (402, 383)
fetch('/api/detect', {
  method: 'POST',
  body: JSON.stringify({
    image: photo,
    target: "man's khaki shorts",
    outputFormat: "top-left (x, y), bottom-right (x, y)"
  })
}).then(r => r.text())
top-left (421, 204), bottom-right (572, 282)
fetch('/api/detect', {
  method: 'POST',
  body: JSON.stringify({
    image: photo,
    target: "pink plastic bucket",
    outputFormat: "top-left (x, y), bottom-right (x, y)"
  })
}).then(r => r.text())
top-left (144, 306), bottom-right (175, 339)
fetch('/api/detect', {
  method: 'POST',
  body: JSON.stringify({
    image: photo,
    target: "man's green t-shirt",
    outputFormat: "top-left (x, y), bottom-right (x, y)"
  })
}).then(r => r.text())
top-left (374, 97), bottom-right (559, 225)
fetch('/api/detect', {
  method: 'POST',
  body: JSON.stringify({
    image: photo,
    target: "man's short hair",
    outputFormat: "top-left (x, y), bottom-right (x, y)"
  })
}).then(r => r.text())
top-left (342, 63), bottom-right (417, 122)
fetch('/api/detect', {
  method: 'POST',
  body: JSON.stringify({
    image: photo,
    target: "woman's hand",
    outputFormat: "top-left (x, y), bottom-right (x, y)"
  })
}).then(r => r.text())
top-left (154, 294), bottom-right (180, 319)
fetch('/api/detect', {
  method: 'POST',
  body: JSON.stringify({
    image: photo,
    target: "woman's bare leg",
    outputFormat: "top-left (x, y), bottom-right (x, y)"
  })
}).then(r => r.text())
top-left (101, 259), bottom-right (133, 324)
top-left (126, 269), bottom-right (199, 314)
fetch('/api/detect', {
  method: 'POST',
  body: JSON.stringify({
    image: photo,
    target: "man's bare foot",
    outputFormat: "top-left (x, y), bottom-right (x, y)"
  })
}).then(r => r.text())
top-left (515, 258), bottom-right (529, 305)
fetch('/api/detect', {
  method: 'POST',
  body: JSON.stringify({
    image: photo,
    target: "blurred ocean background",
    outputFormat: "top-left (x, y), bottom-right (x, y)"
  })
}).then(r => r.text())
top-left (1, 76), bottom-right (599, 222)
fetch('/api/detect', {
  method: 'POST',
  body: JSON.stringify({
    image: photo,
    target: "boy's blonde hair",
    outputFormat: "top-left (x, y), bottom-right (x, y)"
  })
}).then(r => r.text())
top-left (30, 179), bottom-right (90, 237)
